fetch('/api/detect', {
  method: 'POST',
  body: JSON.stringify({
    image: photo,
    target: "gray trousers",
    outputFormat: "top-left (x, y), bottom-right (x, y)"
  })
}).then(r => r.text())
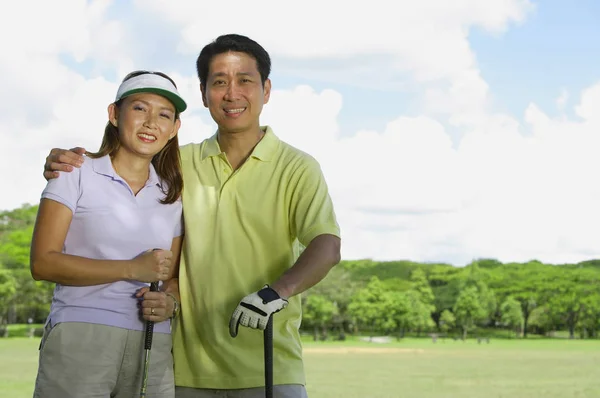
top-left (175, 385), bottom-right (308, 398)
top-left (33, 322), bottom-right (174, 398)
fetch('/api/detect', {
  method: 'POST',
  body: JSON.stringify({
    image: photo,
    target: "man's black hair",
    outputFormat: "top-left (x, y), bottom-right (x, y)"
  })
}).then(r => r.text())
top-left (196, 34), bottom-right (271, 88)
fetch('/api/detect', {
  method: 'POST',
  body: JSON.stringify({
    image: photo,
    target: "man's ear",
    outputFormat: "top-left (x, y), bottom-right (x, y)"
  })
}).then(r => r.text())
top-left (200, 83), bottom-right (208, 108)
top-left (263, 78), bottom-right (271, 105)
top-left (107, 103), bottom-right (119, 127)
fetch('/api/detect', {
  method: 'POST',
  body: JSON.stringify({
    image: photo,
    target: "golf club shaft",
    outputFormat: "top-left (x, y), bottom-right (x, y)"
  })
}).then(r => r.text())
top-left (140, 281), bottom-right (159, 397)
top-left (264, 315), bottom-right (273, 398)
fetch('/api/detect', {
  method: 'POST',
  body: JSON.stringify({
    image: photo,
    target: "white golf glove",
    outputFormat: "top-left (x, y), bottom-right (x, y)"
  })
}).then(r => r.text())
top-left (229, 285), bottom-right (288, 337)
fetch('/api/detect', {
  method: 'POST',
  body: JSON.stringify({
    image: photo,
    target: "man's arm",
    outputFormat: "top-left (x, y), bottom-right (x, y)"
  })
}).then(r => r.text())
top-left (270, 234), bottom-right (341, 299)
top-left (271, 156), bottom-right (342, 298)
top-left (228, 236), bottom-right (341, 337)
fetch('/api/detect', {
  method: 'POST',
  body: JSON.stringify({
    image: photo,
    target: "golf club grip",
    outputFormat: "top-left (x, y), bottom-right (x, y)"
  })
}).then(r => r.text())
top-left (144, 282), bottom-right (159, 350)
top-left (264, 316), bottom-right (273, 398)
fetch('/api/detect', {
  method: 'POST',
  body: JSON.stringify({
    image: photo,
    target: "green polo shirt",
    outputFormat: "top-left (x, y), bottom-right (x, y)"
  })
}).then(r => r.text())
top-left (172, 126), bottom-right (340, 389)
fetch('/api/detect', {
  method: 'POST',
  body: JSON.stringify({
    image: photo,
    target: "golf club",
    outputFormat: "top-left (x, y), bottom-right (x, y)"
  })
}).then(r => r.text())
top-left (139, 281), bottom-right (159, 398)
top-left (264, 315), bottom-right (274, 398)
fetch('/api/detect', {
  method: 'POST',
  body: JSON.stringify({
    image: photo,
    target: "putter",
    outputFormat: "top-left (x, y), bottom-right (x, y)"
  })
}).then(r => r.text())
top-left (264, 315), bottom-right (274, 398)
top-left (139, 281), bottom-right (159, 398)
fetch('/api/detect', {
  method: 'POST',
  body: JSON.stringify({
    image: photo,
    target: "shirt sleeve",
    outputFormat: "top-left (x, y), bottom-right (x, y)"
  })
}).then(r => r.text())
top-left (41, 167), bottom-right (82, 213)
top-left (173, 205), bottom-right (184, 238)
top-left (289, 156), bottom-right (341, 247)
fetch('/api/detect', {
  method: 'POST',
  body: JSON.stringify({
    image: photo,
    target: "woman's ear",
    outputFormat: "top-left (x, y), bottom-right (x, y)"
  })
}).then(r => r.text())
top-left (169, 119), bottom-right (181, 140)
top-left (107, 103), bottom-right (118, 127)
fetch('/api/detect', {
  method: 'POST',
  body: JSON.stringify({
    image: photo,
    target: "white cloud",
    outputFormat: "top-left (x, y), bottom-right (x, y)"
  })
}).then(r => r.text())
top-left (556, 88), bottom-right (569, 112)
top-left (4, 0), bottom-right (600, 268)
top-left (135, 0), bottom-right (532, 59)
top-left (0, 0), bottom-right (131, 124)
top-left (575, 83), bottom-right (600, 123)
top-left (252, 80), bottom-right (600, 265)
top-left (131, 0), bottom-right (532, 134)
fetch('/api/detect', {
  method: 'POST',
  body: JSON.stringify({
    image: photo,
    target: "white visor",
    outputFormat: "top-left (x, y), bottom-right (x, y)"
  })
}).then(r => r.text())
top-left (115, 72), bottom-right (187, 113)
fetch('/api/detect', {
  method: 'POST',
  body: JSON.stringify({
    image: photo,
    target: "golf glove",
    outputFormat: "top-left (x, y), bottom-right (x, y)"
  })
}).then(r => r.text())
top-left (229, 285), bottom-right (288, 337)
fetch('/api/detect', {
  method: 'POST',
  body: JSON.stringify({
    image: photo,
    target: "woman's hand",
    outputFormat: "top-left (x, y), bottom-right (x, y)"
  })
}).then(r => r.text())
top-left (128, 249), bottom-right (173, 283)
top-left (136, 287), bottom-right (175, 323)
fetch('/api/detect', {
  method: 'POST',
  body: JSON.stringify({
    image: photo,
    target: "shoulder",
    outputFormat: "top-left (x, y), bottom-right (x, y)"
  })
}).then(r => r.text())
top-left (179, 141), bottom-right (209, 161)
top-left (41, 155), bottom-right (96, 211)
top-left (179, 143), bottom-right (197, 156)
top-left (75, 154), bottom-right (109, 180)
top-left (53, 154), bottom-right (92, 182)
top-left (277, 139), bottom-right (322, 174)
top-left (79, 154), bottom-right (95, 172)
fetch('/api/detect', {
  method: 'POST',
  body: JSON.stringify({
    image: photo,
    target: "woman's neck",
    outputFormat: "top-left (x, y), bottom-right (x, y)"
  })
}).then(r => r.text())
top-left (111, 150), bottom-right (151, 188)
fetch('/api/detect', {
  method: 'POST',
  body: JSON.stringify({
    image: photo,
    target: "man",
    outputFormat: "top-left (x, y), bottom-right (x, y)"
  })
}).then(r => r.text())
top-left (43, 34), bottom-right (341, 397)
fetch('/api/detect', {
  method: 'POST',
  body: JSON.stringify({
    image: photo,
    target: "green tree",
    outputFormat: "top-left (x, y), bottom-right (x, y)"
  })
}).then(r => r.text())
top-left (545, 268), bottom-right (598, 339)
top-left (527, 305), bottom-right (553, 336)
top-left (0, 270), bottom-right (16, 324)
top-left (500, 296), bottom-right (524, 338)
top-left (0, 204), bottom-right (38, 237)
top-left (385, 290), bottom-right (411, 339)
top-left (405, 289), bottom-right (435, 335)
top-left (438, 309), bottom-right (455, 335)
top-left (429, 264), bottom-right (461, 325)
top-left (0, 226), bottom-right (34, 270)
top-left (453, 286), bottom-right (486, 339)
top-left (348, 276), bottom-right (389, 337)
top-left (489, 261), bottom-right (549, 337)
top-left (302, 294), bottom-right (337, 341)
top-left (410, 268), bottom-right (435, 306)
top-left (577, 294), bottom-right (600, 338)
top-left (305, 265), bottom-right (359, 338)
top-left (458, 262), bottom-right (497, 327)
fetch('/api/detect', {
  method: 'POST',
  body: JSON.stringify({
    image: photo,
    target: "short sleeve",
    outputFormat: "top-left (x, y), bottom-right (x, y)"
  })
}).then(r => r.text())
top-left (289, 156), bottom-right (341, 246)
top-left (41, 167), bottom-right (82, 213)
top-left (173, 205), bottom-right (184, 238)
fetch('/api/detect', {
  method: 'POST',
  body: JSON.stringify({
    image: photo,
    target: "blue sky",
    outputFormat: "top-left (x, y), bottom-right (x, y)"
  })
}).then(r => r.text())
top-left (471, 0), bottom-right (600, 121)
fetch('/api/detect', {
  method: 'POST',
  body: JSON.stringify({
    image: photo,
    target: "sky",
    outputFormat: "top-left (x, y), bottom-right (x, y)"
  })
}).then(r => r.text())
top-left (2, 0), bottom-right (600, 266)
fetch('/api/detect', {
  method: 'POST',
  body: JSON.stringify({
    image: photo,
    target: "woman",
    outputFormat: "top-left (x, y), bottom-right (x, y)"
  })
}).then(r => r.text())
top-left (30, 70), bottom-right (187, 398)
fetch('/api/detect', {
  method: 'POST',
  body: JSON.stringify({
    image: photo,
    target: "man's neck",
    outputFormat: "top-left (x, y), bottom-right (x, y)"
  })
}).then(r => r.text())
top-left (218, 126), bottom-right (265, 170)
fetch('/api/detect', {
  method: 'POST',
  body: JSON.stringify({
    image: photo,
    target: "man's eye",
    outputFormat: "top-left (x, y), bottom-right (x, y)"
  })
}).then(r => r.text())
top-left (161, 113), bottom-right (172, 119)
top-left (133, 105), bottom-right (145, 111)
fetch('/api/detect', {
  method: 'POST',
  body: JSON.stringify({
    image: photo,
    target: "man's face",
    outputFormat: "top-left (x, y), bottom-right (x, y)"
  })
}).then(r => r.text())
top-left (201, 51), bottom-right (271, 135)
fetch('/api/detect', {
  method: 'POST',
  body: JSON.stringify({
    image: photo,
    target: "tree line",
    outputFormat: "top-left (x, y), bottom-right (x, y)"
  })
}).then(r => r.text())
top-left (2, 204), bottom-right (600, 340)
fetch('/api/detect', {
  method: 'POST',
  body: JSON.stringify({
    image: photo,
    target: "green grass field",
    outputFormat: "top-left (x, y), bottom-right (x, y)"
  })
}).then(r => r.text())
top-left (2, 337), bottom-right (600, 398)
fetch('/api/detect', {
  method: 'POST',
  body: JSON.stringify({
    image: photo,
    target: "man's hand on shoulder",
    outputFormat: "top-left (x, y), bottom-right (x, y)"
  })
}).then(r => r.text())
top-left (44, 147), bottom-right (86, 181)
top-left (229, 285), bottom-right (288, 337)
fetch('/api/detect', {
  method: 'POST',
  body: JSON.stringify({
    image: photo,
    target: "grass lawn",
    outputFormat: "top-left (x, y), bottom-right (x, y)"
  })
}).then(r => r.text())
top-left (2, 336), bottom-right (600, 397)
top-left (0, 338), bottom-right (41, 397)
top-left (302, 337), bottom-right (600, 397)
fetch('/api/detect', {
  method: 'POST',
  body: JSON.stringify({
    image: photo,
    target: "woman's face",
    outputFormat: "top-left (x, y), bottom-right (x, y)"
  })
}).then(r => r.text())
top-left (108, 92), bottom-right (180, 158)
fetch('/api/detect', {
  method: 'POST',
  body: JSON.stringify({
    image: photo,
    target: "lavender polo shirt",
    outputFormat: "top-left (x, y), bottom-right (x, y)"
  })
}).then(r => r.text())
top-left (41, 154), bottom-right (183, 334)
